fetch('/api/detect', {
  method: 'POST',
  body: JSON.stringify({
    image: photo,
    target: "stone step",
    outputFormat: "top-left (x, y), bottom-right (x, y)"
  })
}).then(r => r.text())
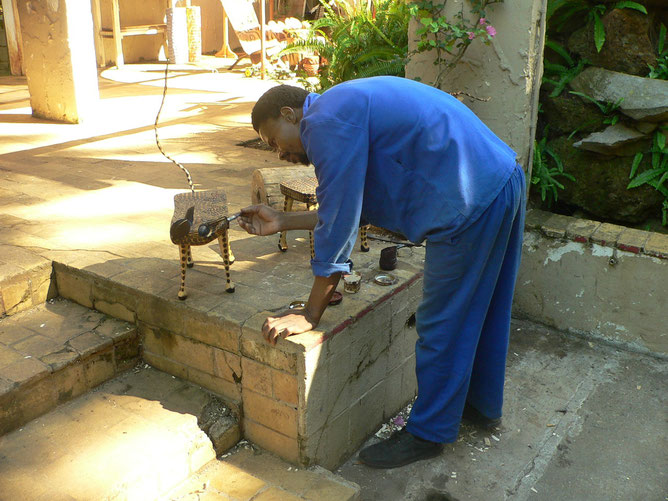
top-left (0, 243), bottom-right (55, 317)
top-left (0, 366), bottom-right (242, 500)
top-left (0, 297), bottom-right (139, 435)
top-left (166, 446), bottom-right (360, 501)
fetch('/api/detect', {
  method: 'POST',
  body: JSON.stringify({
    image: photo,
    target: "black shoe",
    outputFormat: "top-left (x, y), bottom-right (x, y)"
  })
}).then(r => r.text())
top-left (358, 428), bottom-right (443, 469)
top-left (461, 403), bottom-right (501, 430)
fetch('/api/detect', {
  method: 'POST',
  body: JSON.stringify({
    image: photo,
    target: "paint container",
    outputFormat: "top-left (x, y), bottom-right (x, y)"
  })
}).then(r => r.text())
top-left (379, 246), bottom-right (398, 270)
top-left (343, 272), bottom-right (361, 293)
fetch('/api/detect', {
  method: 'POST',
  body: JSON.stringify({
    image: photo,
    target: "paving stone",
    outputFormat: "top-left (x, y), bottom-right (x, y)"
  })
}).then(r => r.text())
top-left (0, 356), bottom-right (49, 385)
top-left (590, 222), bottom-right (625, 246)
top-left (0, 344), bottom-right (23, 368)
top-left (12, 333), bottom-right (63, 359)
top-left (617, 227), bottom-right (650, 254)
top-left (643, 232), bottom-right (668, 259)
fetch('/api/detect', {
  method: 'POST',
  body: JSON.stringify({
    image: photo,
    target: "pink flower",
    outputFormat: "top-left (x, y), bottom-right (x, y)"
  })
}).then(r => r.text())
top-left (467, 31), bottom-right (475, 40)
top-left (392, 415), bottom-right (406, 427)
top-left (486, 25), bottom-right (497, 37)
top-left (479, 17), bottom-right (486, 25)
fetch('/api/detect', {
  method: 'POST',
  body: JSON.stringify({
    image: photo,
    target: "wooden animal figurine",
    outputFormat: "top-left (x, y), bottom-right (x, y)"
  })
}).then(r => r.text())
top-left (170, 190), bottom-right (235, 300)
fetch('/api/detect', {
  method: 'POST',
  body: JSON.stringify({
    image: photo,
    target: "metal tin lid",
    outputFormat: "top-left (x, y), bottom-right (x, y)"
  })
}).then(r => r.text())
top-left (374, 273), bottom-right (398, 286)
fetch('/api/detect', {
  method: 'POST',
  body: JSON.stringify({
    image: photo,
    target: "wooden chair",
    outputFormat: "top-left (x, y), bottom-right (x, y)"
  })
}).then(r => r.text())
top-left (217, 0), bottom-right (283, 69)
top-left (95, 0), bottom-right (169, 68)
top-left (278, 177), bottom-right (370, 258)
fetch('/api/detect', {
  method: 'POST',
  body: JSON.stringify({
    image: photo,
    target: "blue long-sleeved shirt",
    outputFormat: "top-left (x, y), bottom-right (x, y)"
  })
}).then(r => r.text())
top-left (300, 76), bottom-right (518, 277)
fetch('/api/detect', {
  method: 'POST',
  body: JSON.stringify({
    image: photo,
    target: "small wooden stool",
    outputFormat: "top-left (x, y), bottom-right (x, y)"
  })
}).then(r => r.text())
top-left (170, 190), bottom-right (235, 300)
top-left (278, 177), bottom-right (369, 257)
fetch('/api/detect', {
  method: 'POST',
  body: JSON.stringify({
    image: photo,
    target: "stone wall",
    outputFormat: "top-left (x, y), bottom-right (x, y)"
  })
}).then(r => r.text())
top-left (513, 209), bottom-right (668, 355)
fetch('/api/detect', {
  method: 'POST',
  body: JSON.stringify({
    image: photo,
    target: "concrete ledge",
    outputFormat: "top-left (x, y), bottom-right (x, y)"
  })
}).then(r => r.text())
top-left (0, 298), bottom-right (139, 435)
top-left (52, 238), bottom-right (426, 468)
top-left (515, 209), bottom-right (667, 355)
top-left (0, 245), bottom-right (57, 317)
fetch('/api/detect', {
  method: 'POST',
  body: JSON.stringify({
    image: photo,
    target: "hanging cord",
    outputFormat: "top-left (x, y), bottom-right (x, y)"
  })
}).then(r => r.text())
top-left (154, 59), bottom-right (195, 194)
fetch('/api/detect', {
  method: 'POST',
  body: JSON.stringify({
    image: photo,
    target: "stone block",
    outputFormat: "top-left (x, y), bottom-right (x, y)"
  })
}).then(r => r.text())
top-left (644, 232), bottom-right (668, 259)
top-left (302, 469), bottom-right (360, 501)
top-left (540, 213), bottom-right (572, 238)
top-left (243, 388), bottom-right (298, 438)
top-left (349, 381), bottom-right (387, 448)
top-left (241, 357), bottom-right (273, 397)
top-left (183, 309), bottom-right (240, 353)
top-left (209, 415), bottom-right (242, 455)
top-left (254, 487), bottom-right (303, 501)
top-left (243, 418), bottom-right (300, 464)
top-left (83, 347), bottom-right (115, 388)
top-left (383, 364), bottom-right (405, 419)
top-left (214, 348), bottom-right (241, 383)
top-left (143, 351), bottom-right (189, 380)
top-left (524, 209), bottom-right (554, 230)
top-left (95, 318), bottom-right (136, 345)
top-left (565, 218), bottom-right (602, 243)
top-left (136, 293), bottom-right (186, 335)
top-left (30, 264), bottom-right (56, 305)
top-left (188, 366), bottom-right (242, 403)
top-left (0, 324), bottom-right (34, 345)
top-left (51, 364), bottom-right (87, 404)
top-left (307, 410), bottom-right (351, 471)
top-left (54, 266), bottom-right (93, 308)
top-left (0, 345), bottom-right (23, 368)
top-left (207, 461), bottom-right (267, 500)
top-left (617, 228), bottom-right (650, 254)
top-left (325, 345), bottom-right (352, 419)
top-left (40, 347), bottom-right (79, 372)
top-left (94, 300), bottom-right (135, 323)
top-left (188, 433), bottom-right (217, 473)
top-left (115, 335), bottom-right (140, 372)
top-left (1, 274), bottom-right (32, 315)
top-left (272, 370), bottom-right (298, 406)
top-left (0, 356), bottom-right (49, 385)
top-left (69, 331), bottom-right (113, 358)
top-left (241, 335), bottom-right (299, 375)
top-left (162, 333), bottom-right (215, 376)
top-left (2, 377), bottom-right (58, 434)
top-left (590, 222), bottom-right (625, 247)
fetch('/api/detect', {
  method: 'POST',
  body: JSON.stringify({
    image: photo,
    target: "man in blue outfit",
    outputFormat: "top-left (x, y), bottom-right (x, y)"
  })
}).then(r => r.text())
top-left (238, 76), bottom-right (526, 469)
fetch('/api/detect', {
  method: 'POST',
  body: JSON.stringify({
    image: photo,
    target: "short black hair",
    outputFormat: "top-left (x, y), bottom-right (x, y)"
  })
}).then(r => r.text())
top-left (251, 85), bottom-right (309, 132)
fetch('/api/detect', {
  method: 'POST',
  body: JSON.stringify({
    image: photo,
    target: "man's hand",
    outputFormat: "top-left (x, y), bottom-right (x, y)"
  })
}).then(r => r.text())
top-left (239, 205), bottom-right (283, 236)
top-left (262, 309), bottom-right (316, 345)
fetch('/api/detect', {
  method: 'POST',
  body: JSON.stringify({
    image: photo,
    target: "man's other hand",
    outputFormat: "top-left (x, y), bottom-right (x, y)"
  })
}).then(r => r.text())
top-left (239, 205), bottom-right (283, 236)
top-left (262, 309), bottom-right (315, 345)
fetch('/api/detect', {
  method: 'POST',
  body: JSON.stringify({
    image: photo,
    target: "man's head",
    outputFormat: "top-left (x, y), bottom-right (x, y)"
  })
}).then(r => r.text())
top-left (251, 85), bottom-right (310, 165)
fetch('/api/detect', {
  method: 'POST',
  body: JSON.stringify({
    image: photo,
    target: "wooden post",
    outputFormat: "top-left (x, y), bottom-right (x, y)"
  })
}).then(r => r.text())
top-left (1, 0), bottom-right (24, 75)
top-left (260, 0), bottom-right (266, 79)
top-left (111, 0), bottom-right (124, 67)
top-left (90, 0), bottom-right (106, 67)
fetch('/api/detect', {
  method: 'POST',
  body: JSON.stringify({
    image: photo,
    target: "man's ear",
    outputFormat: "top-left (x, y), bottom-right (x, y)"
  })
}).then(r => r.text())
top-left (279, 106), bottom-right (298, 124)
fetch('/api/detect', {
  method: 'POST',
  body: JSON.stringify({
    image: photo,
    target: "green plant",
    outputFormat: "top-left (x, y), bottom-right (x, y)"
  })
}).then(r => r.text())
top-left (532, 129), bottom-right (576, 206)
top-left (564, 91), bottom-right (623, 138)
top-left (547, 0), bottom-right (647, 52)
top-left (280, 0), bottom-right (409, 91)
top-left (648, 24), bottom-right (668, 80)
top-left (542, 40), bottom-right (588, 97)
top-left (409, 0), bottom-right (500, 88)
top-left (628, 127), bottom-right (668, 225)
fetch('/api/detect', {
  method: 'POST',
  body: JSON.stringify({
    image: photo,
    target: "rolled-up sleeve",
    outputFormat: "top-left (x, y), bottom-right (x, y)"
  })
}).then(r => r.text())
top-left (301, 119), bottom-right (368, 277)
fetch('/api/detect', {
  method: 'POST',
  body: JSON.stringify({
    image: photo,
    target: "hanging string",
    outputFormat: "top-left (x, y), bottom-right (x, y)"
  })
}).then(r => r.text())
top-left (154, 58), bottom-right (195, 194)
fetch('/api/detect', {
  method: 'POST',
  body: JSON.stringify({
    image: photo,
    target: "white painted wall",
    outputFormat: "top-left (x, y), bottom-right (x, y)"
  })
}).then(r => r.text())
top-left (406, 0), bottom-right (547, 172)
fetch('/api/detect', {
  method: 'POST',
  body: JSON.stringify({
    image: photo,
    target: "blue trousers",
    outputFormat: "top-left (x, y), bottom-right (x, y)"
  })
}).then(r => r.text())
top-left (406, 165), bottom-right (526, 443)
